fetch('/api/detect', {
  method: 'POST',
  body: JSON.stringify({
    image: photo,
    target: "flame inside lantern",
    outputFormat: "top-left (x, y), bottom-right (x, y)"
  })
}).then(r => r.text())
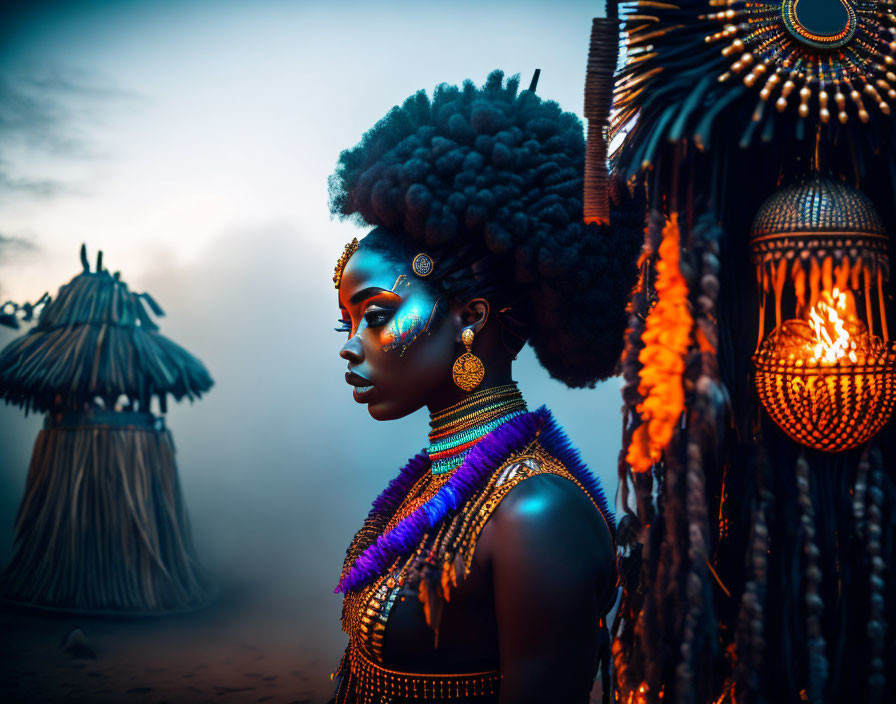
top-left (771, 288), bottom-right (882, 368)
top-left (749, 177), bottom-right (896, 452)
top-left (808, 288), bottom-right (858, 364)
top-left (754, 287), bottom-right (896, 452)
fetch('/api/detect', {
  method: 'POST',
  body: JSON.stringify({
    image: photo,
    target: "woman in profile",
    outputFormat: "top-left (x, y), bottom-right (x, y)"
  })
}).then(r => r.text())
top-left (329, 71), bottom-right (641, 703)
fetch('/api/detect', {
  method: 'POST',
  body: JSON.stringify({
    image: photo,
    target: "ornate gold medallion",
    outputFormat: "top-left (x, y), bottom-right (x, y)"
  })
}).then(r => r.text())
top-left (452, 328), bottom-right (485, 392)
top-left (412, 253), bottom-right (434, 277)
top-left (452, 354), bottom-right (485, 392)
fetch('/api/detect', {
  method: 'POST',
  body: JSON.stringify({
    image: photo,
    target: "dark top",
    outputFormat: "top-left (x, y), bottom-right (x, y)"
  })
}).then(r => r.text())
top-left (334, 441), bottom-right (617, 704)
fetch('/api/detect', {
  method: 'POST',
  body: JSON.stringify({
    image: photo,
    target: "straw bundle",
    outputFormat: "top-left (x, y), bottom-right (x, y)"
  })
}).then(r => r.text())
top-left (2, 412), bottom-right (214, 614)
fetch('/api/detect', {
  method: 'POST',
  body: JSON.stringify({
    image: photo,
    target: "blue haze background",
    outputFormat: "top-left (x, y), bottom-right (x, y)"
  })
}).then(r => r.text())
top-left (0, 0), bottom-right (619, 699)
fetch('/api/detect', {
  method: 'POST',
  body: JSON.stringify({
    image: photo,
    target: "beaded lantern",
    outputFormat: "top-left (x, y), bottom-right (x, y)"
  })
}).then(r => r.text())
top-left (751, 176), bottom-right (896, 451)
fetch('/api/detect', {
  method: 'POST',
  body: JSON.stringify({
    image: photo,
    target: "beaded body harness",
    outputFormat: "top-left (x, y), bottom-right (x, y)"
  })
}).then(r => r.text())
top-left (331, 395), bottom-right (615, 704)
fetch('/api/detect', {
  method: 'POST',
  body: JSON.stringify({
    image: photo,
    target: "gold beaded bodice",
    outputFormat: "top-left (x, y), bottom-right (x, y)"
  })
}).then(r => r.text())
top-left (332, 440), bottom-right (607, 704)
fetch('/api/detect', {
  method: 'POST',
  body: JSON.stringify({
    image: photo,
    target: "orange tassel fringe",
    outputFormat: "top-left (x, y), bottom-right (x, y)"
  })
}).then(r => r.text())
top-left (627, 213), bottom-right (693, 473)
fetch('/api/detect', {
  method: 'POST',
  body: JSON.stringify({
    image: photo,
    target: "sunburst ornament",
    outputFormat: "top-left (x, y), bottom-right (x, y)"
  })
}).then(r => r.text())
top-left (705, 0), bottom-right (896, 123)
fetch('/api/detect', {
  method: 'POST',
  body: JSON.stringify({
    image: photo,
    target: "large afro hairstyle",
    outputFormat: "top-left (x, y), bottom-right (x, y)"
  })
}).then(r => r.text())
top-left (329, 70), bottom-right (642, 388)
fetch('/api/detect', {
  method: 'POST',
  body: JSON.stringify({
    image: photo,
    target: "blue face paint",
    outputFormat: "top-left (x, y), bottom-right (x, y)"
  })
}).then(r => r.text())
top-left (380, 279), bottom-right (442, 355)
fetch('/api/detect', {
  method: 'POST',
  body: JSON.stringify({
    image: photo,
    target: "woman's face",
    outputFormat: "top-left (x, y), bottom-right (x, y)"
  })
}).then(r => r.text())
top-left (337, 247), bottom-right (459, 420)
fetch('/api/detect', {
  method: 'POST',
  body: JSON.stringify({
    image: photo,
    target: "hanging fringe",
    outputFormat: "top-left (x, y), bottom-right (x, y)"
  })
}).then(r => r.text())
top-left (627, 212), bottom-right (693, 473)
top-left (796, 453), bottom-right (828, 704)
top-left (0, 418), bottom-right (214, 615)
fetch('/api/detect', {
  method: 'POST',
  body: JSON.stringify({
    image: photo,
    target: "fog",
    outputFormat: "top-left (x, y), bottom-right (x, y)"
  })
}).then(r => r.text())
top-left (0, 225), bottom-right (623, 693)
top-left (0, 1), bottom-right (621, 699)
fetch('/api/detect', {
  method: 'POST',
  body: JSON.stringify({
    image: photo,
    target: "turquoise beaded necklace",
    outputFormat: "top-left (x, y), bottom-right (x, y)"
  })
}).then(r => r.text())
top-left (427, 385), bottom-right (527, 475)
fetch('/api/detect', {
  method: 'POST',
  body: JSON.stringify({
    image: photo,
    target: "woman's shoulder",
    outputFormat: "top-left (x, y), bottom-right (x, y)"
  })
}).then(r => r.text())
top-left (491, 467), bottom-right (607, 531)
top-left (485, 443), bottom-right (615, 553)
top-left (476, 445), bottom-right (617, 608)
top-left (486, 435), bottom-right (614, 532)
top-left (466, 438), bottom-right (616, 575)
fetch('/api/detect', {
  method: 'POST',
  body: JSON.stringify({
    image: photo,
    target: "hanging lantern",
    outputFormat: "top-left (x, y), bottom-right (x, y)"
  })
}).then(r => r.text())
top-left (751, 176), bottom-right (896, 451)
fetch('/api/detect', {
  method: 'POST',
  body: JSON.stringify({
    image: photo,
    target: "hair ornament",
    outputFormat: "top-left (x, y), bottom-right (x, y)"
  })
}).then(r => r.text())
top-left (333, 237), bottom-right (359, 289)
top-left (412, 253), bottom-right (435, 278)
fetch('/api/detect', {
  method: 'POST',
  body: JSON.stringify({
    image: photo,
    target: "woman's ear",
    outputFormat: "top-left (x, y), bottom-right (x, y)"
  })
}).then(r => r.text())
top-left (460, 298), bottom-right (490, 338)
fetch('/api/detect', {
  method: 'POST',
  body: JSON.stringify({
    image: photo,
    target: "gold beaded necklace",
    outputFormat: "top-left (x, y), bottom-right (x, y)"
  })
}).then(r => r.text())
top-left (427, 384), bottom-right (527, 475)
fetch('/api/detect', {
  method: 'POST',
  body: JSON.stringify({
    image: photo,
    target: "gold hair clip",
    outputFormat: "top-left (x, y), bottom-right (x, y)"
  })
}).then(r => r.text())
top-left (333, 237), bottom-right (360, 289)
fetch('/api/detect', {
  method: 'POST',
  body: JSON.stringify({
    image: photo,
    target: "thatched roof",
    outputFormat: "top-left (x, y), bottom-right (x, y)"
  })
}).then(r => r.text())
top-left (0, 246), bottom-right (213, 414)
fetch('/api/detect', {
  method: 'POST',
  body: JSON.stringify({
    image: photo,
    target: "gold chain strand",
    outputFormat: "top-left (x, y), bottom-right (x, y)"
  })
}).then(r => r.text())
top-left (430, 388), bottom-right (522, 425)
top-left (429, 392), bottom-right (521, 428)
top-left (429, 383), bottom-right (519, 420)
top-left (429, 395), bottom-right (525, 439)
top-left (429, 384), bottom-right (520, 423)
top-left (431, 393), bottom-right (525, 429)
top-left (430, 403), bottom-right (523, 438)
top-left (429, 397), bottom-right (526, 444)
top-left (430, 394), bottom-right (525, 436)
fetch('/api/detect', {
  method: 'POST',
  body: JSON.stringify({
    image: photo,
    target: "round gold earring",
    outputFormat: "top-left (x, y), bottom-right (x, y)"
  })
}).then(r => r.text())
top-left (452, 328), bottom-right (485, 392)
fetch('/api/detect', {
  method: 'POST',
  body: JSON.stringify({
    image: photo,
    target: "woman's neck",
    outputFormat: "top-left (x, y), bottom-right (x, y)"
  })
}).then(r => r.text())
top-left (426, 383), bottom-right (527, 475)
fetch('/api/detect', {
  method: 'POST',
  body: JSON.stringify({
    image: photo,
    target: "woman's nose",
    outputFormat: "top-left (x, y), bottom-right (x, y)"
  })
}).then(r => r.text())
top-left (340, 334), bottom-right (364, 363)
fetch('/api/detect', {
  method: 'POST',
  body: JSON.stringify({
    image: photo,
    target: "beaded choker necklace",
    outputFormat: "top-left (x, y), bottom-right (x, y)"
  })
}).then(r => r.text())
top-left (334, 406), bottom-right (616, 594)
top-left (427, 384), bottom-right (527, 475)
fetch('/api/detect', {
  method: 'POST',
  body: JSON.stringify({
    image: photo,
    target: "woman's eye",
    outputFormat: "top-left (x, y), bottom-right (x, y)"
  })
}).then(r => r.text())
top-left (364, 308), bottom-right (393, 328)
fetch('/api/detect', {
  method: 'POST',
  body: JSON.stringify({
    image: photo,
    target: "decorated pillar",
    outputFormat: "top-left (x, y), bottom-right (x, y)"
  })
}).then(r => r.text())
top-left (598, 0), bottom-right (896, 702)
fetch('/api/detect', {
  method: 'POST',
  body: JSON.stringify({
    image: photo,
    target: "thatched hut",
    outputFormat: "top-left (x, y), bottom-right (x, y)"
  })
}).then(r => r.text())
top-left (0, 246), bottom-right (214, 614)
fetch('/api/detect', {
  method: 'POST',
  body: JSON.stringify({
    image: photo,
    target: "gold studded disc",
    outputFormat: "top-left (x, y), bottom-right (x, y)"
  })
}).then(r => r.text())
top-left (452, 353), bottom-right (485, 392)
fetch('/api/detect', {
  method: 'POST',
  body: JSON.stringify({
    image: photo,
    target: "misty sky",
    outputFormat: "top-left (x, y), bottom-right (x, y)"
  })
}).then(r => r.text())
top-left (0, 0), bottom-right (620, 685)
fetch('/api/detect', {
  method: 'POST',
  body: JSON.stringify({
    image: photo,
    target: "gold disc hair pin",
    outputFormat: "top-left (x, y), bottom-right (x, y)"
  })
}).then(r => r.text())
top-left (452, 328), bottom-right (485, 392)
top-left (412, 253), bottom-right (434, 277)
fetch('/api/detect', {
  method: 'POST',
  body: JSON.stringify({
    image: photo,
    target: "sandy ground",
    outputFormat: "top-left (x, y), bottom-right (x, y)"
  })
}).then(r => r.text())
top-left (0, 583), bottom-right (608, 704)
top-left (0, 585), bottom-right (333, 704)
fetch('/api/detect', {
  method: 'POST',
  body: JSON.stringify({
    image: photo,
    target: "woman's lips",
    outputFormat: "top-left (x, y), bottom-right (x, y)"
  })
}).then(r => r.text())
top-left (345, 371), bottom-right (375, 402)
top-left (352, 385), bottom-right (375, 402)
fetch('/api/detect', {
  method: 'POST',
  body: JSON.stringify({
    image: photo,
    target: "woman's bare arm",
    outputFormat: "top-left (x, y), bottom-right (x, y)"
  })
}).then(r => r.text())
top-left (478, 473), bottom-right (616, 704)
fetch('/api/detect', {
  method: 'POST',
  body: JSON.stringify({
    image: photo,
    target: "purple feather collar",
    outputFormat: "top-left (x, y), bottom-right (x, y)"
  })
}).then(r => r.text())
top-left (335, 406), bottom-right (614, 593)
